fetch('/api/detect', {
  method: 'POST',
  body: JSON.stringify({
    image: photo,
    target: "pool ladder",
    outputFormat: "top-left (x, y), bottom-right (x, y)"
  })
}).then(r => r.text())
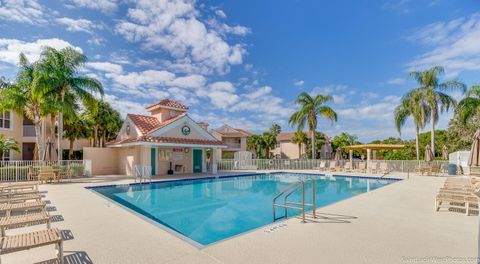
top-left (272, 178), bottom-right (316, 223)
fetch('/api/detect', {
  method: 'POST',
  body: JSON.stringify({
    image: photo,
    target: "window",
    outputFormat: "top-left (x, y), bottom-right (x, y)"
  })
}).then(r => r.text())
top-left (158, 149), bottom-right (173, 161)
top-left (170, 110), bottom-right (177, 118)
top-left (0, 111), bottom-right (11, 129)
top-left (2, 150), bottom-right (10, 161)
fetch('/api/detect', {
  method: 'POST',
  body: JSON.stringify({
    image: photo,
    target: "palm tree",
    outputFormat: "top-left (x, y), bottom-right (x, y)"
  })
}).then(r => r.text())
top-left (394, 89), bottom-right (430, 160)
top-left (262, 132), bottom-right (277, 159)
top-left (409, 66), bottom-right (466, 155)
top-left (35, 47), bottom-right (104, 160)
top-left (64, 114), bottom-right (92, 159)
top-left (0, 135), bottom-right (20, 161)
top-left (0, 54), bottom-right (48, 160)
top-left (85, 100), bottom-right (121, 147)
top-left (98, 102), bottom-right (122, 147)
top-left (289, 92), bottom-right (337, 159)
top-left (270, 123), bottom-right (281, 136)
top-left (291, 131), bottom-right (307, 158)
top-left (457, 85), bottom-right (480, 124)
top-left (247, 135), bottom-right (261, 158)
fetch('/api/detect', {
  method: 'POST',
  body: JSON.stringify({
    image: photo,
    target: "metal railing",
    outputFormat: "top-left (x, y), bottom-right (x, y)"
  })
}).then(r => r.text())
top-left (0, 160), bottom-right (86, 182)
top-left (223, 142), bottom-right (242, 149)
top-left (273, 178), bottom-right (316, 223)
top-left (217, 159), bottom-right (449, 174)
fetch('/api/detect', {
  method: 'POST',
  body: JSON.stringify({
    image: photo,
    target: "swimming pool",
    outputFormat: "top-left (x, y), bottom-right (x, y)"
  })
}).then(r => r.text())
top-left (90, 173), bottom-right (399, 246)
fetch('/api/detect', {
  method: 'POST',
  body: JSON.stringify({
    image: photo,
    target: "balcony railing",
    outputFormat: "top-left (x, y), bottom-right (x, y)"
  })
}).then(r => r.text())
top-left (23, 125), bottom-right (36, 137)
top-left (223, 142), bottom-right (242, 149)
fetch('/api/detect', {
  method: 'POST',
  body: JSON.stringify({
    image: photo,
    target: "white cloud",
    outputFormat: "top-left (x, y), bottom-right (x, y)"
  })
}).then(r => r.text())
top-left (408, 13), bottom-right (480, 77)
top-left (293, 80), bottom-right (304, 87)
top-left (0, 0), bottom-right (46, 24)
top-left (215, 9), bottom-right (227, 19)
top-left (106, 70), bottom-right (176, 89)
top-left (115, 0), bottom-right (246, 74)
top-left (208, 19), bottom-right (251, 36)
top-left (386, 77), bottom-right (406, 85)
top-left (55, 17), bottom-right (99, 33)
top-left (229, 86), bottom-right (293, 119)
top-left (0, 38), bottom-right (82, 65)
top-left (312, 84), bottom-right (354, 106)
top-left (87, 62), bottom-right (123, 74)
top-left (336, 95), bottom-right (400, 121)
top-left (104, 94), bottom-right (147, 118)
top-left (167, 74), bottom-right (206, 89)
top-left (69, 0), bottom-right (118, 13)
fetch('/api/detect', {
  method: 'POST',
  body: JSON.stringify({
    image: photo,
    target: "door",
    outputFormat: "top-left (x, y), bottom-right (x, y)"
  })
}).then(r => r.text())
top-left (22, 143), bottom-right (35, 160)
top-left (193, 149), bottom-right (202, 173)
top-left (150, 148), bottom-right (156, 175)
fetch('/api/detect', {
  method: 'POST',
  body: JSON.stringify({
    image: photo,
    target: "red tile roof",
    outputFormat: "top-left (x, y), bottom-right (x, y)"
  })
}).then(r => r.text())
top-left (127, 114), bottom-right (162, 135)
top-left (276, 132), bottom-right (296, 141)
top-left (235, 128), bottom-right (252, 136)
top-left (145, 113), bottom-right (186, 134)
top-left (127, 113), bottom-right (186, 136)
top-left (146, 99), bottom-right (189, 110)
top-left (107, 136), bottom-right (224, 146)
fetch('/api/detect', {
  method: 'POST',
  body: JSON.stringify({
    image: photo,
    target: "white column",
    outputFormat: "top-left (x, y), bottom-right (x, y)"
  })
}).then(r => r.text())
top-left (349, 149), bottom-right (353, 168)
top-left (202, 148), bottom-right (207, 173)
top-left (212, 148), bottom-right (218, 174)
top-left (367, 148), bottom-right (371, 173)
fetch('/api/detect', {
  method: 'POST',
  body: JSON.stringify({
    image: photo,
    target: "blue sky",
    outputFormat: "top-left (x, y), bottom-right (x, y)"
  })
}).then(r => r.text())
top-left (0, 0), bottom-right (479, 142)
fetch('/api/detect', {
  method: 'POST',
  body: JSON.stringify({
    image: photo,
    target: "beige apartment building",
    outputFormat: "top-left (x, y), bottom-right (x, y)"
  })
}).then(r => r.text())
top-left (210, 125), bottom-right (252, 159)
top-left (271, 132), bottom-right (306, 159)
top-left (0, 111), bottom-right (88, 161)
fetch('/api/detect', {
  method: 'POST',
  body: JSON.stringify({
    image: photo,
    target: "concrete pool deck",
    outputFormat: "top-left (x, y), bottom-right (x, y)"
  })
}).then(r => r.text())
top-left (3, 172), bottom-right (478, 264)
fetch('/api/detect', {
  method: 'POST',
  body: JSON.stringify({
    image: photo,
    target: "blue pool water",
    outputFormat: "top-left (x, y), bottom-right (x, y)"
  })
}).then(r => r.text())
top-left (90, 173), bottom-right (399, 245)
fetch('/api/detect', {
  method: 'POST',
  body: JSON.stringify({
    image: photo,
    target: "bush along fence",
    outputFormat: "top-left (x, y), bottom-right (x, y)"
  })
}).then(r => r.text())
top-left (216, 159), bottom-right (449, 174)
top-left (0, 160), bottom-right (87, 182)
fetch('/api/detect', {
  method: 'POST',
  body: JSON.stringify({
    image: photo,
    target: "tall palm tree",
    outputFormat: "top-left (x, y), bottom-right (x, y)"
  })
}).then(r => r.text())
top-left (0, 135), bottom-right (20, 161)
top-left (0, 54), bottom-right (48, 160)
top-left (457, 85), bottom-right (480, 124)
top-left (289, 92), bottom-right (337, 159)
top-left (291, 131), bottom-right (307, 158)
top-left (394, 89), bottom-right (430, 160)
top-left (409, 66), bottom-right (466, 155)
top-left (35, 47), bottom-right (103, 160)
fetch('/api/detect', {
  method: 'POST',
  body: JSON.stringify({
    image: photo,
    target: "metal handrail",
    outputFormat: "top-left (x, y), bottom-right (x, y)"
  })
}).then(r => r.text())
top-left (272, 178), bottom-right (317, 223)
top-left (272, 180), bottom-right (301, 221)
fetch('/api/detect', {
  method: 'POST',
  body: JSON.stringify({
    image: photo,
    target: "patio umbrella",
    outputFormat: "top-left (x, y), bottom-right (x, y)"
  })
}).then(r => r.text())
top-left (320, 142), bottom-right (333, 159)
top-left (43, 137), bottom-right (52, 161)
top-left (425, 144), bottom-right (434, 162)
top-left (334, 148), bottom-right (342, 160)
top-left (468, 129), bottom-right (480, 167)
top-left (441, 145), bottom-right (449, 160)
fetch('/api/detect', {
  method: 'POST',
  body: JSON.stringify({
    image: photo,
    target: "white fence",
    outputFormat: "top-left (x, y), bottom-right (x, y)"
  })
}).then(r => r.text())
top-left (217, 159), bottom-right (449, 173)
top-left (449, 151), bottom-right (470, 174)
top-left (0, 160), bottom-right (87, 182)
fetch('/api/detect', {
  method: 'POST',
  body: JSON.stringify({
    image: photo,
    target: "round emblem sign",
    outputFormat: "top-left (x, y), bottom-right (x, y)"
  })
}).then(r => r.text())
top-left (181, 125), bottom-right (191, 135)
